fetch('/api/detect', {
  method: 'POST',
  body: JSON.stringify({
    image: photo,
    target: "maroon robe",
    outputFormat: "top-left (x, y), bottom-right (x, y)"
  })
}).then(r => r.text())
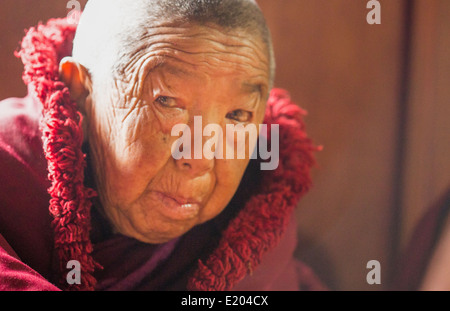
top-left (0, 91), bottom-right (326, 291)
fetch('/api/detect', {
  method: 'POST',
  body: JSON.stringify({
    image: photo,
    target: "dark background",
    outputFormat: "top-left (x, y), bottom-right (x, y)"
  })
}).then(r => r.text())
top-left (1, 0), bottom-right (449, 290)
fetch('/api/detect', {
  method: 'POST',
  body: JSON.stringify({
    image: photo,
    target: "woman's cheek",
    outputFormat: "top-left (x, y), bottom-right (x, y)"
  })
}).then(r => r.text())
top-left (198, 158), bottom-right (246, 222)
top-left (103, 112), bottom-right (163, 202)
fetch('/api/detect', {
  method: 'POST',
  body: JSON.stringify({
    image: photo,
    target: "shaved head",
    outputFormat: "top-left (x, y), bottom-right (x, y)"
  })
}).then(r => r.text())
top-left (72, 0), bottom-right (275, 88)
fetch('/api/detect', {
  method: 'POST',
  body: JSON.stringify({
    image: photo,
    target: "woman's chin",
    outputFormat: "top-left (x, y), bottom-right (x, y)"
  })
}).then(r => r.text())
top-left (117, 220), bottom-right (195, 244)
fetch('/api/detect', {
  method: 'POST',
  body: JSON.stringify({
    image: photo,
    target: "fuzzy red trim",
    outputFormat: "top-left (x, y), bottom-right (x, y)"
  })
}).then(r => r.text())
top-left (16, 17), bottom-right (99, 291)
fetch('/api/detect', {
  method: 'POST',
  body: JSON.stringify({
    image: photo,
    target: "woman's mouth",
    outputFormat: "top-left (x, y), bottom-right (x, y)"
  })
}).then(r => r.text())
top-left (153, 191), bottom-right (201, 221)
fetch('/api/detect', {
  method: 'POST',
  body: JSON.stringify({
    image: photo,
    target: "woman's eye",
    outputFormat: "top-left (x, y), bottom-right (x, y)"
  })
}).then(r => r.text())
top-left (226, 109), bottom-right (253, 123)
top-left (155, 96), bottom-right (177, 108)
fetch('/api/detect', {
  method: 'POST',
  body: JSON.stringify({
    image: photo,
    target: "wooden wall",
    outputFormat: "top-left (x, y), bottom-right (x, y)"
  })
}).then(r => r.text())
top-left (259, 0), bottom-right (450, 290)
top-left (258, 0), bottom-right (408, 290)
top-left (0, 1), bottom-right (87, 100)
top-left (399, 0), bottom-right (450, 255)
top-left (1, 0), bottom-right (449, 291)
top-left (258, 0), bottom-right (450, 290)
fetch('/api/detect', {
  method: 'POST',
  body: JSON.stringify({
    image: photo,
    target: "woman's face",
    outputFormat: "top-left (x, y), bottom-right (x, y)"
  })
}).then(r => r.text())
top-left (84, 23), bottom-right (270, 243)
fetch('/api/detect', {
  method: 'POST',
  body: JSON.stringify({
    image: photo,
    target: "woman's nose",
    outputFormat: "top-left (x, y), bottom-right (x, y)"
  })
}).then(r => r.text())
top-left (174, 120), bottom-right (216, 176)
top-left (175, 156), bottom-right (214, 177)
top-left (175, 132), bottom-right (215, 176)
top-left (172, 115), bottom-right (221, 176)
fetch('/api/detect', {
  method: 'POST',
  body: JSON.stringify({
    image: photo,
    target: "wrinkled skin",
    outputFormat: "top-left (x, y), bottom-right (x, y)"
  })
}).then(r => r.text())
top-left (66, 23), bottom-right (270, 244)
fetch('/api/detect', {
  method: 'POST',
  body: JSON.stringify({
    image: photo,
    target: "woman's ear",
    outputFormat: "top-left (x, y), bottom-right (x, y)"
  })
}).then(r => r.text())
top-left (59, 56), bottom-right (92, 113)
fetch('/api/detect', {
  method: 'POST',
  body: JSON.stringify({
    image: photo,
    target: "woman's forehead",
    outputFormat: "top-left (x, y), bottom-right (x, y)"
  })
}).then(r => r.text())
top-left (119, 24), bottom-right (269, 78)
top-left (146, 59), bottom-right (269, 98)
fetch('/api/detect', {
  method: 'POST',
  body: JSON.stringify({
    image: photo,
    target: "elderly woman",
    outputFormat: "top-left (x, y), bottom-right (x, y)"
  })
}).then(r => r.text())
top-left (0, 0), bottom-right (324, 291)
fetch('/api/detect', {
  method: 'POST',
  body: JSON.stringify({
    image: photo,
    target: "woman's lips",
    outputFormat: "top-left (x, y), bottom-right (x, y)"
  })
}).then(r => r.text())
top-left (153, 191), bottom-right (201, 221)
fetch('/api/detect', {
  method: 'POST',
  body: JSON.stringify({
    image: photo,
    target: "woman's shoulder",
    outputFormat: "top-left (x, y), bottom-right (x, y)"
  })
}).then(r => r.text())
top-left (0, 94), bottom-right (44, 165)
top-left (391, 188), bottom-right (450, 290)
top-left (0, 94), bottom-right (54, 278)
